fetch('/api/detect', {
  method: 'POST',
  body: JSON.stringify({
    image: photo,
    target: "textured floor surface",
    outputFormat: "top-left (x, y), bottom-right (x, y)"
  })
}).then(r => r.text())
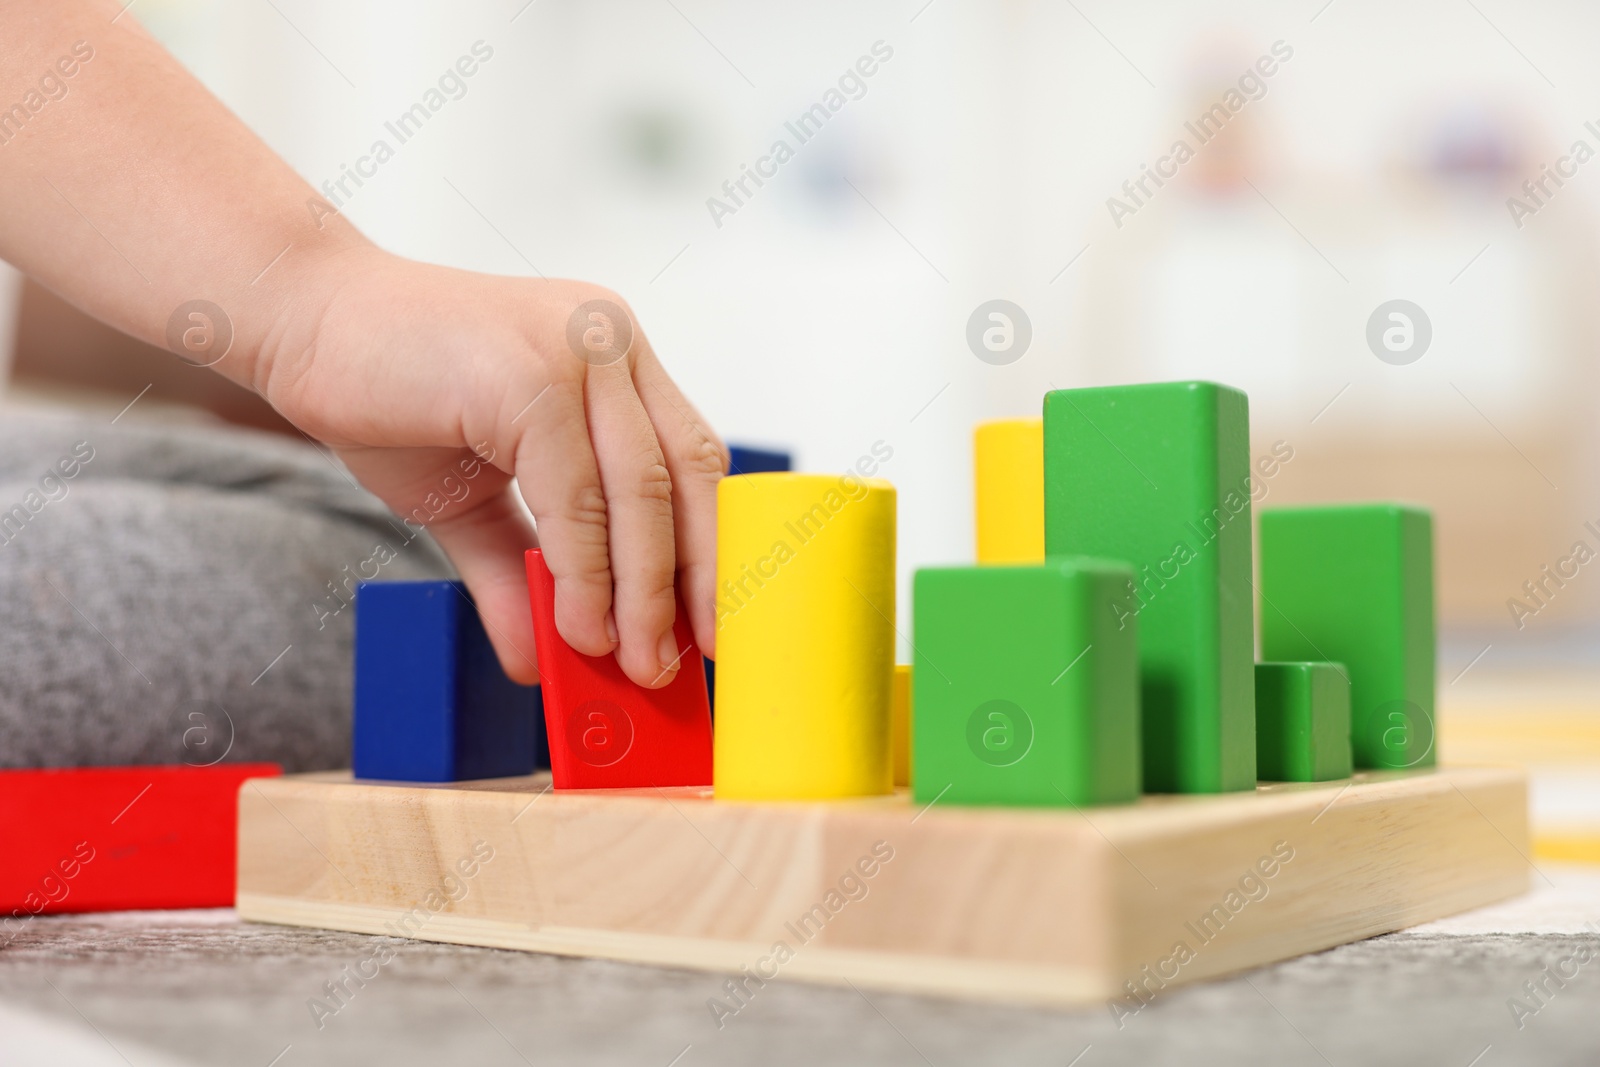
top-left (3, 868), bottom-right (1599, 1067)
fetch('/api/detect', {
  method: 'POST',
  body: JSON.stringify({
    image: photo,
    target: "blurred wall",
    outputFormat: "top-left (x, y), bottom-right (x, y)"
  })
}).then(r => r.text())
top-left (30, 0), bottom-right (1600, 654)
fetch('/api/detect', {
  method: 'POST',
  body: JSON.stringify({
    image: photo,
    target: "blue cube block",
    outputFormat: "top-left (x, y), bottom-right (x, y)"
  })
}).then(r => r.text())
top-left (727, 445), bottom-right (792, 476)
top-left (353, 580), bottom-right (542, 782)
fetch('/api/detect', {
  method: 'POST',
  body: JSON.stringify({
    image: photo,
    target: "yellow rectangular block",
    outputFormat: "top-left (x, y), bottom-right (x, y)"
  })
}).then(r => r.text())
top-left (714, 473), bottom-right (897, 799)
top-left (975, 418), bottom-right (1044, 564)
top-left (891, 663), bottom-right (911, 788)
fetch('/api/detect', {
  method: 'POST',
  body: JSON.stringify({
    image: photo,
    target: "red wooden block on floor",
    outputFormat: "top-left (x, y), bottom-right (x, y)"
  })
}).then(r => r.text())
top-left (525, 548), bottom-right (712, 789)
top-left (0, 763), bottom-right (280, 925)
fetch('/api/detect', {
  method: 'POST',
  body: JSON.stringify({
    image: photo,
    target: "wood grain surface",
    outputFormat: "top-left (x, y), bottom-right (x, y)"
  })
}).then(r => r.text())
top-left (236, 766), bottom-right (1529, 1006)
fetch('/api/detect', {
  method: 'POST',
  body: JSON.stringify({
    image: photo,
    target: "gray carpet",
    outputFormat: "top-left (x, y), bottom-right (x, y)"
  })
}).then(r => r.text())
top-left (2, 895), bottom-right (1599, 1067)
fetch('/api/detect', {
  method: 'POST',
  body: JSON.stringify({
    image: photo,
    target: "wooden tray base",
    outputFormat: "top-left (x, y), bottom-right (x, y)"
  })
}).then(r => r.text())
top-left (236, 766), bottom-right (1529, 1007)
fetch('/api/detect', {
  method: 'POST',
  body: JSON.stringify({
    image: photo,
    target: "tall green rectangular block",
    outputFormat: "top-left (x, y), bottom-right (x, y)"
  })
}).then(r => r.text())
top-left (1043, 381), bottom-right (1256, 794)
top-left (1258, 505), bottom-right (1435, 769)
top-left (1255, 662), bottom-right (1352, 782)
top-left (911, 559), bottom-right (1140, 807)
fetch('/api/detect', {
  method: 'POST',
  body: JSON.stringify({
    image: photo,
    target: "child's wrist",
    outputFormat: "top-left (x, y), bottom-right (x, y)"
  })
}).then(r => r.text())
top-left (224, 236), bottom-right (388, 403)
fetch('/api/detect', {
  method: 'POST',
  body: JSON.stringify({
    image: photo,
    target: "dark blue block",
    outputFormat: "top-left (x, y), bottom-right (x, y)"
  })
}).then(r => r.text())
top-left (727, 445), bottom-right (793, 476)
top-left (353, 580), bottom-right (542, 782)
top-left (531, 684), bottom-right (550, 769)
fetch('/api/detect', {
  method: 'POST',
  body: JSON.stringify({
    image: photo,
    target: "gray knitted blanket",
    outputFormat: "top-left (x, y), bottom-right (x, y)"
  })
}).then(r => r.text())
top-left (0, 405), bottom-right (451, 771)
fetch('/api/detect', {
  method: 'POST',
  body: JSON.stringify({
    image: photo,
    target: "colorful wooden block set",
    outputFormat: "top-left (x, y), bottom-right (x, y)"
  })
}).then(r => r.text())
top-left (234, 379), bottom-right (1529, 1004)
top-left (327, 382), bottom-right (1440, 806)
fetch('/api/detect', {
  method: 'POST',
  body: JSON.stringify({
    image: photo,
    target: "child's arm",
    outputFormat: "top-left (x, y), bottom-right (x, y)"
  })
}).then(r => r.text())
top-left (0, 0), bottom-right (723, 688)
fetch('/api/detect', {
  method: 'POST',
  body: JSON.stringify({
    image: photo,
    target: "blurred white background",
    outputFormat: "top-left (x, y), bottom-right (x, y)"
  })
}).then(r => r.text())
top-left (29, 0), bottom-right (1600, 665)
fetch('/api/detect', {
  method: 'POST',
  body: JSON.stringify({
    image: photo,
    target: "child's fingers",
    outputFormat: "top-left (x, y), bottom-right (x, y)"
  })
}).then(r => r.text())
top-left (332, 440), bottom-right (544, 684)
top-left (582, 360), bottom-right (681, 688)
top-left (631, 345), bottom-right (726, 659)
top-left (420, 481), bottom-right (543, 685)
top-left (509, 377), bottom-right (619, 660)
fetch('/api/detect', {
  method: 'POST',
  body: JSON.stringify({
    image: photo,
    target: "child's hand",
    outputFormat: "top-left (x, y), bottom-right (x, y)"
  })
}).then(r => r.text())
top-left (0, 4), bottom-right (722, 691)
top-left (264, 248), bottom-right (725, 689)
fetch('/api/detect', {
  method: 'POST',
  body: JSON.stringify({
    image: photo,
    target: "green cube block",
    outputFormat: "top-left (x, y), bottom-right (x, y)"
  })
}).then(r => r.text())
top-left (1254, 662), bottom-right (1352, 781)
top-left (1043, 381), bottom-right (1256, 794)
top-left (1258, 505), bottom-right (1435, 770)
top-left (911, 558), bottom-right (1140, 807)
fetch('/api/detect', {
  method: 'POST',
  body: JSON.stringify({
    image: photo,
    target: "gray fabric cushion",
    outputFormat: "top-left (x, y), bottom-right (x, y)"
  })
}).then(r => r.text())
top-left (0, 405), bottom-right (451, 771)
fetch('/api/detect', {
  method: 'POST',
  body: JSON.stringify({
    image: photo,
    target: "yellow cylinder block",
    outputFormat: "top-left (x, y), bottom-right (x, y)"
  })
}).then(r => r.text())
top-left (974, 417), bottom-right (1044, 564)
top-left (714, 473), bottom-right (896, 799)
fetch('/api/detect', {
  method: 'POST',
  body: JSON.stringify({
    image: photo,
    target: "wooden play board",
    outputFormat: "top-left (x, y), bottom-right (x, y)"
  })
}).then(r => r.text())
top-left (236, 765), bottom-right (1529, 1007)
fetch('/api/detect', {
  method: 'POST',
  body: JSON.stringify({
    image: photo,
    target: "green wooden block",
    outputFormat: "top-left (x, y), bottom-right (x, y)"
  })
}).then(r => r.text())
top-left (910, 558), bottom-right (1140, 807)
top-left (1043, 381), bottom-right (1256, 794)
top-left (1258, 505), bottom-right (1435, 770)
top-left (1254, 662), bottom-right (1353, 782)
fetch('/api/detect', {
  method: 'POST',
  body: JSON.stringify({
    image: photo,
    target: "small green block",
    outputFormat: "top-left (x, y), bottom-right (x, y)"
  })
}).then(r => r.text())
top-left (911, 558), bottom-right (1140, 807)
top-left (1258, 504), bottom-right (1435, 770)
top-left (1043, 381), bottom-right (1256, 794)
top-left (1254, 662), bottom-right (1352, 782)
